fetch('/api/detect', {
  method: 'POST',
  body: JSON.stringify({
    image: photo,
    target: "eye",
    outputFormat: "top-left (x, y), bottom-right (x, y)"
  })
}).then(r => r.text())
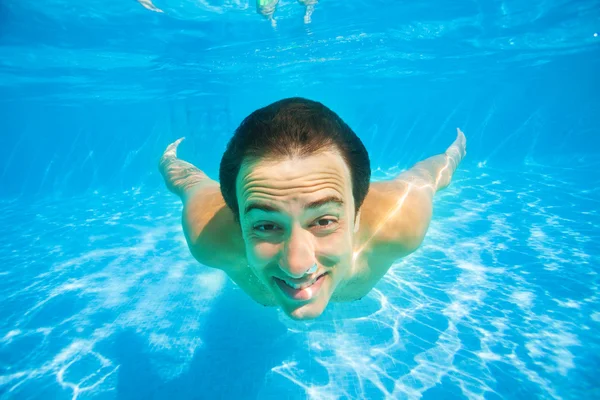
top-left (312, 218), bottom-right (338, 229)
top-left (253, 223), bottom-right (280, 232)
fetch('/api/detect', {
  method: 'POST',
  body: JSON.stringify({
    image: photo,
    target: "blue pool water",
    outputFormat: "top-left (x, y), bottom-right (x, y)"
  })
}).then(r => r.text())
top-left (1, 0), bottom-right (599, 399)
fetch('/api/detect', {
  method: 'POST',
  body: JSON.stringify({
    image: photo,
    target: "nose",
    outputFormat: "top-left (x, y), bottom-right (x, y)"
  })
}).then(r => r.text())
top-left (279, 224), bottom-right (315, 278)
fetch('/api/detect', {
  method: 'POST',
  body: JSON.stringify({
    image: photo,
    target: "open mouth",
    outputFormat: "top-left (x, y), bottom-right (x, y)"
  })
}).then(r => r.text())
top-left (274, 272), bottom-right (327, 301)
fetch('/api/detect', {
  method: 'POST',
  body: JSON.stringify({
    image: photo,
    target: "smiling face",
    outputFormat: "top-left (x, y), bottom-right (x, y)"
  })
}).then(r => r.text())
top-left (236, 149), bottom-right (361, 320)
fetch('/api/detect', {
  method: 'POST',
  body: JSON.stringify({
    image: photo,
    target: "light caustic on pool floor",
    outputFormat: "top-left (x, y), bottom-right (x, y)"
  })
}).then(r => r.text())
top-left (0, 165), bottom-right (598, 399)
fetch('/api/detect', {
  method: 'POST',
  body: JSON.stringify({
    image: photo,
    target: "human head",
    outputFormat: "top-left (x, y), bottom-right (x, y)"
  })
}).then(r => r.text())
top-left (219, 97), bottom-right (370, 319)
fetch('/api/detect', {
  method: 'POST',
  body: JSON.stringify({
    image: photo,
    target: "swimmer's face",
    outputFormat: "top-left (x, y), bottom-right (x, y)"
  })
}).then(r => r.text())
top-left (236, 150), bottom-right (360, 320)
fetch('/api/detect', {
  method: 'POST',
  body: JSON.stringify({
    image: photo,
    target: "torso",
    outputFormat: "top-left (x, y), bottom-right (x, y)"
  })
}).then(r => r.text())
top-left (183, 180), bottom-right (424, 306)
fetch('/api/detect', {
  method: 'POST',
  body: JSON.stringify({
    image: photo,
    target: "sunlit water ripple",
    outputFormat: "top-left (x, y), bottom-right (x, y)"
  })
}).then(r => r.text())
top-left (1, 0), bottom-right (598, 100)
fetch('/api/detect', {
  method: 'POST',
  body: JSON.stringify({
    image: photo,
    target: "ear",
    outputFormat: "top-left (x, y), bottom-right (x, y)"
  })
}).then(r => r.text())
top-left (353, 210), bottom-right (361, 233)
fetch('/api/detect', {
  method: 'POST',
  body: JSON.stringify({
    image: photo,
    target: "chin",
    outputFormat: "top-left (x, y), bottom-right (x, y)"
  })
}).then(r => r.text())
top-left (280, 289), bottom-right (333, 320)
top-left (284, 301), bottom-right (327, 320)
top-left (272, 273), bottom-right (336, 320)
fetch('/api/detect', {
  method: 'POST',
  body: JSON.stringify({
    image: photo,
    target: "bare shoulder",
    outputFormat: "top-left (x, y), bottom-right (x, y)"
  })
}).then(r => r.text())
top-left (358, 179), bottom-right (433, 254)
top-left (346, 179), bottom-right (433, 294)
top-left (182, 183), bottom-right (247, 271)
top-left (182, 184), bottom-right (278, 305)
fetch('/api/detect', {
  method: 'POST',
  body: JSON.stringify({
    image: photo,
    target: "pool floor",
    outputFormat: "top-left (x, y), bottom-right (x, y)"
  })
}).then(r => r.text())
top-left (0, 165), bottom-right (598, 399)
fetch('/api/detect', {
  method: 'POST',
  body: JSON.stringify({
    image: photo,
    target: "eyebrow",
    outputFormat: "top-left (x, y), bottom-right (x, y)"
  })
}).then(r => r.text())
top-left (244, 195), bottom-right (344, 216)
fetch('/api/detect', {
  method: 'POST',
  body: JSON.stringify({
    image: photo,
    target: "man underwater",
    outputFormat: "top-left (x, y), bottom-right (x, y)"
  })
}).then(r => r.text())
top-left (159, 97), bottom-right (466, 320)
top-left (135, 0), bottom-right (316, 25)
top-left (257, 0), bottom-right (317, 25)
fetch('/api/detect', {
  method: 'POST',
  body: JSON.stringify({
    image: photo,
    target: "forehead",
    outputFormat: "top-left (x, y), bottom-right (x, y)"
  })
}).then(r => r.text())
top-left (236, 150), bottom-right (353, 205)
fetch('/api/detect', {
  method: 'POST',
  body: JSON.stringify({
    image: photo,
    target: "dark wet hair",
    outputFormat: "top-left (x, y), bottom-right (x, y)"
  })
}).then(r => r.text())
top-left (219, 97), bottom-right (371, 224)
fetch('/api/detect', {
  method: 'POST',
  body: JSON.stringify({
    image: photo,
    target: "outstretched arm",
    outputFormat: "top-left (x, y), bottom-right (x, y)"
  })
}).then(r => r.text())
top-left (159, 138), bottom-right (241, 269)
top-left (399, 128), bottom-right (467, 193)
top-left (158, 138), bottom-right (215, 199)
top-left (356, 129), bottom-right (467, 265)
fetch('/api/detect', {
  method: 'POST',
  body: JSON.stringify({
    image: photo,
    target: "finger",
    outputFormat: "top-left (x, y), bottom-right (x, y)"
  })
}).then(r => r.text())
top-left (165, 137), bottom-right (185, 156)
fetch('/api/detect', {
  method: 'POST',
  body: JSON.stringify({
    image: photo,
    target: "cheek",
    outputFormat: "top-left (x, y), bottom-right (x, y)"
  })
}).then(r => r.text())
top-left (319, 230), bottom-right (352, 254)
top-left (247, 240), bottom-right (280, 264)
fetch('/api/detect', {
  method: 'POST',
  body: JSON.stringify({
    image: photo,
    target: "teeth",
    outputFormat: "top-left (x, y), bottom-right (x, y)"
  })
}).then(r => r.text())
top-left (283, 274), bottom-right (322, 290)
